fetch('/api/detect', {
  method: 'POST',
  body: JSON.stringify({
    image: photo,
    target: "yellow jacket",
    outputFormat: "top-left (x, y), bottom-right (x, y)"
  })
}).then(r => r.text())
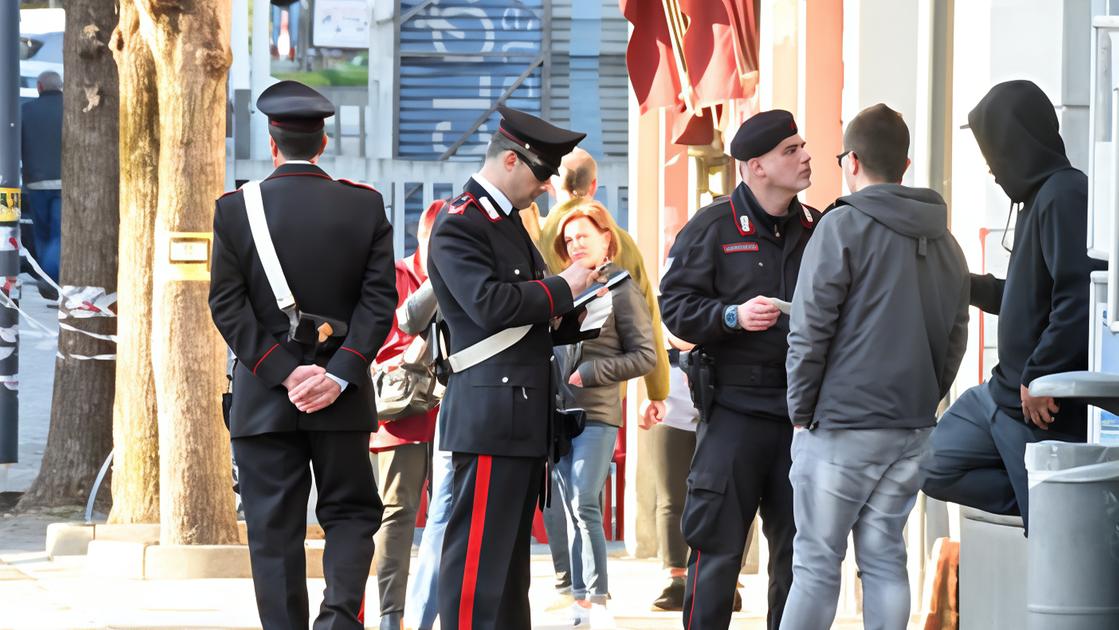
top-left (532, 199), bottom-right (670, 401)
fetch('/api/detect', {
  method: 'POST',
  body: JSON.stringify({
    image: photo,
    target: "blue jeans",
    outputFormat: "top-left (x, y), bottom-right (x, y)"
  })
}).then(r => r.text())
top-left (542, 471), bottom-right (571, 590)
top-left (271, 3), bottom-right (301, 50)
top-left (403, 431), bottom-right (453, 630)
top-left (780, 427), bottom-right (931, 630)
top-left (25, 188), bottom-right (61, 282)
top-left (554, 422), bottom-right (618, 600)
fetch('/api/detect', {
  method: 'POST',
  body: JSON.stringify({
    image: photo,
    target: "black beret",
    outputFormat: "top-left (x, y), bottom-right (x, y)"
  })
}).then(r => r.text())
top-left (258, 80), bottom-right (335, 132)
top-left (730, 110), bottom-right (799, 161)
top-left (496, 106), bottom-right (586, 176)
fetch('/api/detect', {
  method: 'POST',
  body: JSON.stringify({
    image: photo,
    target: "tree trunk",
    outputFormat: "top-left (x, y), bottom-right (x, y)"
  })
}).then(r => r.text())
top-left (18, 1), bottom-right (121, 511)
top-left (137, 0), bottom-right (238, 545)
top-left (106, 0), bottom-right (161, 524)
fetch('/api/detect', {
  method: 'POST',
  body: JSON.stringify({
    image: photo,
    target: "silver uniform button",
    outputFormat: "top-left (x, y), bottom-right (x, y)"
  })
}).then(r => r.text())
top-left (502, 377), bottom-right (509, 383)
top-left (514, 268), bottom-right (521, 275)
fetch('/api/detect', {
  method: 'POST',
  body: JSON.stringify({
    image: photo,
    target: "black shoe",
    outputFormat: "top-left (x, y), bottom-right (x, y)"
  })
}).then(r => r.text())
top-left (732, 587), bottom-right (742, 612)
top-left (38, 282), bottom-right (59, 302)
top-left (652, 576), bottom-right (685, 611)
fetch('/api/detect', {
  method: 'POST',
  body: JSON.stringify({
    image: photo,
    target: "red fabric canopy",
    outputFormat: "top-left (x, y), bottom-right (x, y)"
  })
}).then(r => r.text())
top-left (620, 0), bottom-right (684, 115)
top-left (622, 0), bottom-right (759, 143)
top-left (679, 0), bottom-right (746, 108)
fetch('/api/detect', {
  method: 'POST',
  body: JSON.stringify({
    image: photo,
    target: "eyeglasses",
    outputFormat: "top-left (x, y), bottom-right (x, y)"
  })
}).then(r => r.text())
top-left (513, 150), bottom-right (553, 182)
top-left (836, 150), bottom-right (852, 168)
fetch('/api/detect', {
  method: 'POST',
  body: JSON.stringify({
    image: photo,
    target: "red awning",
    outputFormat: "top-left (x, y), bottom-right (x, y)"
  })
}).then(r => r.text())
top-left (622, 0), bottom-right (760, 142)
top-left (620, 0), bottom-right (684, 115)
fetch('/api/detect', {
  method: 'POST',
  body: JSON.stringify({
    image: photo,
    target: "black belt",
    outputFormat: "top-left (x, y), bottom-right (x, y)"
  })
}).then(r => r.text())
top-left (714, 363), bottom-right (787, 388)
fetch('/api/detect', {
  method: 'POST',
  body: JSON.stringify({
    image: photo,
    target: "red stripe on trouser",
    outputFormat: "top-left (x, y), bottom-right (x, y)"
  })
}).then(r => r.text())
top-left (357, 593), bottom-right (365, 624)
top-left (459, 455), bottom-right (493, 630)
top-left (687, 550), bottom-right (701, 630)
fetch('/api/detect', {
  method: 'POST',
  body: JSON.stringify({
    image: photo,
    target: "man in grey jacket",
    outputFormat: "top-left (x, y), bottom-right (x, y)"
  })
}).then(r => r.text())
top-left (780, 104), bottom-right (969, 630)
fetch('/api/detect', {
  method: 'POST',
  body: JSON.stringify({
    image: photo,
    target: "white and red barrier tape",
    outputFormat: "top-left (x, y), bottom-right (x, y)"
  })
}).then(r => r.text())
top-left (0, 240), bottom-right (119, 361)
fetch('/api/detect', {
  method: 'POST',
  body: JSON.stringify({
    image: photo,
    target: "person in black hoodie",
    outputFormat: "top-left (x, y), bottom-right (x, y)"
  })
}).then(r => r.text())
top-left (922, 80), bottom-right (1107, 533)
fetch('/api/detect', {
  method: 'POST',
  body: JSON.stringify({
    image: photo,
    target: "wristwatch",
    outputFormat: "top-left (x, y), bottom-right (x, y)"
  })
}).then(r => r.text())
top-left (723, 304), bottom-right (740, 330)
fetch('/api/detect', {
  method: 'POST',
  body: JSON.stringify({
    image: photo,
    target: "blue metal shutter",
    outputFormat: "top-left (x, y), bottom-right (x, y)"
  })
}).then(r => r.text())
top-left (396, 0), bottom-right (546, 160)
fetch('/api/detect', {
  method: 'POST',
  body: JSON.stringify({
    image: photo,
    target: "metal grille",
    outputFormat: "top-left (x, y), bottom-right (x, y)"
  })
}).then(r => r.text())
top-left (396, 0), bottom-right (547, 160)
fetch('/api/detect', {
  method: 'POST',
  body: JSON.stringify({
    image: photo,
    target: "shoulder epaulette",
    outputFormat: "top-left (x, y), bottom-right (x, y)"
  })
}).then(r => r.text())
top-left (801, 203), bottom-right (820, 229)
top-left (447, 192), bottom-right (480, 216)
top-left (218, 188), bottom-right (241, 200)
top-left (337, 178), bottom-right (380, 193)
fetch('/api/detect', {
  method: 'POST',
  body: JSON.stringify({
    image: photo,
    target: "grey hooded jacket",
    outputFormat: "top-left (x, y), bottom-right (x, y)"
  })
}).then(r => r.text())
top-left (786, 184), bottom-right (970, 430)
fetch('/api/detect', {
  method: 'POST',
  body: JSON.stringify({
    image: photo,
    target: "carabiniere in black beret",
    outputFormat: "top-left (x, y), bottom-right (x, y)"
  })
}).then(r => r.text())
top-left (730, 109), bottom-right (799, 161)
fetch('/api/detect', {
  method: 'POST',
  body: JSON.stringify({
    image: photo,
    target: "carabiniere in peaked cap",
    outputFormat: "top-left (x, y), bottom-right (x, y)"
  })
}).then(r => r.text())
top-left (257, 80), bottom-right (336, 132)
top-left (496, 106), bottom-right (587, 177)
top-left (730, 109), bottom-right (799, 161)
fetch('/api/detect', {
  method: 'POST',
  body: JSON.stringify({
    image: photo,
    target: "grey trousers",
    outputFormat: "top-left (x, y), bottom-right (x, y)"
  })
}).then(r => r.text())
top-left (920, 383), bottom-right (1079, 533)
top-left (779, 427), bottom-right (931, 630)
top-left (372, 442), bottom-right (431, 617)
top-left (651, 423), bottom-right (696, 570)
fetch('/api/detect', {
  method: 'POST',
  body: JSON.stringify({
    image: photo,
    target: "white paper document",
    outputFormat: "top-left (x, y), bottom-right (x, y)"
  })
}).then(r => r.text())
top-left (766, 297), bottom-right (792, 314)
top-left (580, 290), bottom-right (614, 332)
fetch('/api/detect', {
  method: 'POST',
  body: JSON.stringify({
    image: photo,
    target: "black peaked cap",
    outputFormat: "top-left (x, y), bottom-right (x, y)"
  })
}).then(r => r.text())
top-left (496, 106), bottom-right (586, 175)
top-left (258, 80), bottom-right (335, 132)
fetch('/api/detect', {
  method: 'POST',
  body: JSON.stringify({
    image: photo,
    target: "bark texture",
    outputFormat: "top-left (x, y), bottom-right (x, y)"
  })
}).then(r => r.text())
top-left (136, 0), bottom-right (238, 545)
top-left (19, 0), bottom-right (120, 511)
top-left (106, 0), bottom-right (161, 524)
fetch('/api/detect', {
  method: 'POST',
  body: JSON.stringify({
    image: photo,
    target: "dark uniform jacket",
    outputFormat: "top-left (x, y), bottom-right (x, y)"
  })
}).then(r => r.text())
top-left (21, 90), bottom-right (62, 184)
top-left (427, 177), bottom-right (575, 458)
top-left (209, 162), bottom-right (397, 438)
top-left (660, 182), bottom-right (821, 422)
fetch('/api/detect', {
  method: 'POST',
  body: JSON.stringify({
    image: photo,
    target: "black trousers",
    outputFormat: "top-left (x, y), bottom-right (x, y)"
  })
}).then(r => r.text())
top-left (438, 453), bottom-right (542, 630)
top-left (681, 405), bottom-right (795, 630)
top-left (233, 430), bottom-right (383, 630)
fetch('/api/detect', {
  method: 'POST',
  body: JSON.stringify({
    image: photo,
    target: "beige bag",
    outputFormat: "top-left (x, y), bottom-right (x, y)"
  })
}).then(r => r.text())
top-left (372, 334), bottom-right (443, 421)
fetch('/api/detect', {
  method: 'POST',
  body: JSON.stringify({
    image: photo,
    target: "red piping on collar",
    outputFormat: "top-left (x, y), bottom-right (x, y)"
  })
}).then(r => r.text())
top-left (265, 171), bottom-right (333, 181)
top-left (800, 206), bottom-right (816, 229)
top-left (268, 119), bottom-right (325, 131)
top-left (729, 197), bottom-right (756, 236)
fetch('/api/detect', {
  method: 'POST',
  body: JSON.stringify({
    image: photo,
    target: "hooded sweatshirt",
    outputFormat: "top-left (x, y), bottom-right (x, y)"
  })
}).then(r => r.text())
top-left (786, 184), bottom-right (970, 429)
top-left (967, 80), bottom-right (1106, 439)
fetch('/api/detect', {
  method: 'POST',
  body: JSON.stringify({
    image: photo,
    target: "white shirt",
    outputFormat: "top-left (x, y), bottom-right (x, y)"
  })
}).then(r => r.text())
top-left (471, 172), bottom-right (515, 216)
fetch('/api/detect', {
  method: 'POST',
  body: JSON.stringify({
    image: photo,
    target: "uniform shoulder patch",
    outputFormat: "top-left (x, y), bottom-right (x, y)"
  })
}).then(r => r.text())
top-left (337, 178), bottom-right (380, 193)
top-left (801, 203), bottom-right (821, 229)
top-left (448, 192), bottom-right (480, 216)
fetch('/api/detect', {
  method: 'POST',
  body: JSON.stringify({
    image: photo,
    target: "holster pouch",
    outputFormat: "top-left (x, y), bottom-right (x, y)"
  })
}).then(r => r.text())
top-left (288, 311), bottom-right (349, 347)
top-left (681, 346), bottom-right (716, 422)
top-left (221, 358), bottom-right (237, 431)
top-left (552, 407), bottom-right (587, 462)
top-left (431, 319), bottom-right (452, 386)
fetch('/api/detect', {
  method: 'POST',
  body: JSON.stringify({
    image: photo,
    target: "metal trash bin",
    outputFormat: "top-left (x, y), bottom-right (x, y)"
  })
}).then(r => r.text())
top-left (1026, 441), bottom-right (1119, 630)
